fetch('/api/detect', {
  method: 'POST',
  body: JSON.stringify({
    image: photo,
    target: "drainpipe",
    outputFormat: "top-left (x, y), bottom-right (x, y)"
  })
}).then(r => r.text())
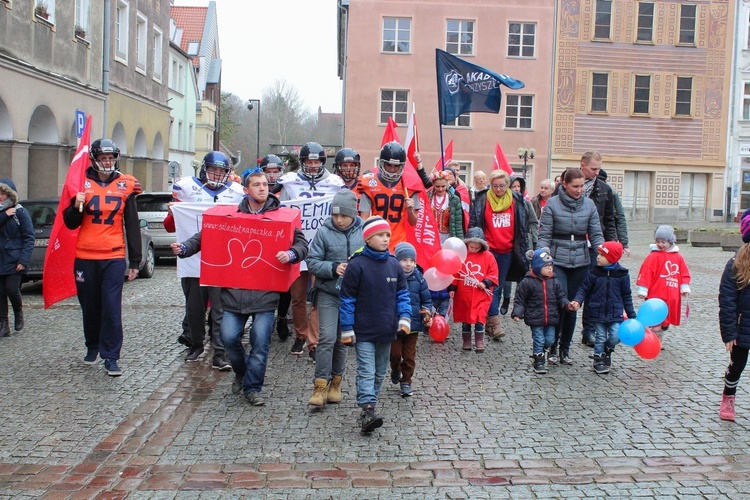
top-left (102, 0), bottom-right (111, 137)
top-left (338, 1), bottom-right (348, 145)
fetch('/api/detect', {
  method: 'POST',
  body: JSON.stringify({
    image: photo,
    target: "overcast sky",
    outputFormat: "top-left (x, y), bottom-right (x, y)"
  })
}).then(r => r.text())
top-left (174, 0), bottom-right (343, 113)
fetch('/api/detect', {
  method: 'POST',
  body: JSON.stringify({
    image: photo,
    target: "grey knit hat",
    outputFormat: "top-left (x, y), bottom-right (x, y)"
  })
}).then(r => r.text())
top-left (654, 225), bottom-right (676, 244)
top-left (395, 242), bottom-right (417, 261)
top-left (331, 189), bottom-right (358, 219)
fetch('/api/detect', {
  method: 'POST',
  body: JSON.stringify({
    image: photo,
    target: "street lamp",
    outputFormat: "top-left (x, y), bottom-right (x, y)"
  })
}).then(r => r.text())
top-left (517, 147), bottom-right (536, 179)
top-left (247, 99), bottom-right (261, 166)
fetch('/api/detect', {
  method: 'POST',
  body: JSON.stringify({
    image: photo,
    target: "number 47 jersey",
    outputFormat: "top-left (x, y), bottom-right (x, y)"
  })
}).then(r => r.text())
top-left (276, 171), bottom-right (343, 200)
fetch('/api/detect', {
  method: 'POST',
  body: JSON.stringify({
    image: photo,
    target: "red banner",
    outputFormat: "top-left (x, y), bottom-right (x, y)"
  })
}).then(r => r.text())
top-left (493, 142), bottom-right (514, 175)
top-left (381, 117), bottom-right (400, 147)
top-left (43, 115), bottom-right (92, 308)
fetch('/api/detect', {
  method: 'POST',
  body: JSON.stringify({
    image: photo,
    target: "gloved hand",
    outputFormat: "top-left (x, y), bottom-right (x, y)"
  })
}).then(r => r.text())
top-left (341, 330), bottom-right (356, 346)
top-left (398, 317), bottom-right (411, 336)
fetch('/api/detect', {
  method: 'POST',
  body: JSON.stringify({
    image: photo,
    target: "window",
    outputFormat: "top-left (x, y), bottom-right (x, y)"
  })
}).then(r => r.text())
top-left (453, 162), bottom-right (471, 184)
top-left (382, 17), bottom-right (410, 53)
top-left (636, 2), bottom-right (654, 42)
top-left (187, 42), bottom-right (199, 56)
top-left (188, 124), bottom-right (194, 152)
top-left (743, 83), bottom-right (750, 120)
top-left (675, 76), bottom-right (693, 116)
top-left (170, 58), bottom-right (177, 90)
top-left (594, 0), bottom-right (612, 40)
top-left (115, 0), bottom-right (129, 63)
top-left (136, 12), bottom-right (147, 72)
top-left (177, 62), bottom-right (184, 92)
top-left (446, 19), bottom-right (474, 55)
top-left (36, 0), bottom-right (56, 23)
top-left (679, 4), bottom-right (696, 46)
top-left (153, 27), bottom-right (163, 81)
top-left (380, 89), bottom-right (409, 124)
top-left (633, 74), bottom-right (651, 114)
top-left (505, 95), bottom-right (533, 129)
top-left (177, 120), bottom-right (183, 150)
top-left (449, 113), bottom-right (471, 128)
top-left (591, 72), bottom-right (609, 112)
top-left (75, 0), bottom-right (89, 36)
top-left (508, 22), bottom-right (536, 57)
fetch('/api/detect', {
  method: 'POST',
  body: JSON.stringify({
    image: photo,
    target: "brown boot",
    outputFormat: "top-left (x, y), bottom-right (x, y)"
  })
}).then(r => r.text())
top-left (486, 315), bottom-right (503, 340)
top-left (327, 375), bottom-right (343, 404)
top-left (475, 331), bottom-right (485, 352)
top-left (462, 331), bottom-right (472, 350)
top-left (308, 378), bottom-right (328, 406)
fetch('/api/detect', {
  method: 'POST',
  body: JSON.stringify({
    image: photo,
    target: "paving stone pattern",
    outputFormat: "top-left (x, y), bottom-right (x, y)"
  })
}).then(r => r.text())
top-left (0, 226), bottom-right (749, 497)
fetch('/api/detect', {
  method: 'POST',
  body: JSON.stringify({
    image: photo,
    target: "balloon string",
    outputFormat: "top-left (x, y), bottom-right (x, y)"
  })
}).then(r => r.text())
top-left (457, 270), bottom-right (493, 295)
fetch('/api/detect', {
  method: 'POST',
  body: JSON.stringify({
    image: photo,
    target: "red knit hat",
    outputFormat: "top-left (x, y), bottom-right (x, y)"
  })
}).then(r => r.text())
top-left (597, 241), bottom-right (623, 264)
top-left (362, 216), bottom-right (391, 242)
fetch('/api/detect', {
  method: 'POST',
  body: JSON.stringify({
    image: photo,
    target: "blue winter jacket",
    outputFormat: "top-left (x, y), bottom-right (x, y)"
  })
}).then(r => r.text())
top-left (0, 179), bottom-right (34, 275)
top-left (573, 263), bottom-right (636, 322)
top-left (719, 254), bottom-right (750, 347)
top-left (339, 245), bottom-right (411, 342)
top-left (405, 268), bottom-right (432, 333)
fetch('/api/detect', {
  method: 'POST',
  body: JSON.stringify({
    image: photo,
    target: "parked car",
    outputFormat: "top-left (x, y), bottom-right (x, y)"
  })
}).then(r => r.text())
top-left (21, 197), bottom-right (155, 282)
top-left (136, 191), bottom-right (175, 260)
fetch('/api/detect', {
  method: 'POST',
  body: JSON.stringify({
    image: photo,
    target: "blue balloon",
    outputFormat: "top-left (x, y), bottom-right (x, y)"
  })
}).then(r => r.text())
top-left (638, 298), bottom-right (669, 327)
top-left (619, 318), bottom-right (646, 346)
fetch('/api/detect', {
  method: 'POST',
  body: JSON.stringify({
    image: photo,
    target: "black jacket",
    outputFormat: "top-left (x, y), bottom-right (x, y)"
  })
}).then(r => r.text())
top-left (573, 263), bottom-right (636, 322)
top-left (589, 179), bottom-right (618, 242)
top-left (719, 255), bottom-right (750, 347)
top-left (511, 271), bottom-right (569, 327)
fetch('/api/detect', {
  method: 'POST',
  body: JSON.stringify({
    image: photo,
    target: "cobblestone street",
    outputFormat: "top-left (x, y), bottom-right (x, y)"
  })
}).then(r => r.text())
top-left (0, 225), bottom-right (749, 498)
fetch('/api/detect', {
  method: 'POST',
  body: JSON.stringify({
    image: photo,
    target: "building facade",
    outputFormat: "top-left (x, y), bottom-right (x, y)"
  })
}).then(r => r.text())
top-left (167, 35), bottom-right (199, 180)
top-left (0, 0), bottom-right (105, 199)
top-left (728, 1), bottom-right (750, 220)
top-left (552, 0), bottom-right (735, 222)
top-left (338, 0), bottom-right (555, 187)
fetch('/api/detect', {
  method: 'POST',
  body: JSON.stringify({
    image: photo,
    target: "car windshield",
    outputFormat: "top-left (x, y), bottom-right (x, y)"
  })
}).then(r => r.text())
top-left (136, 195), bottom-right (171, 212)
top-left (24, 201), bottom-right (58, 228)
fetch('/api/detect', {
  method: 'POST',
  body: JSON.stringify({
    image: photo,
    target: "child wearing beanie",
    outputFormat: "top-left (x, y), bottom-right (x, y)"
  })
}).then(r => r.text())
top-left (570, 241), bottom-right (636, 374)
top-left (339, 216), bottom-right (412, 433)
top-left (636, 225), bottom-right (692, 338)
top-left (511, 248), bottom-right (570, 374)
top-left (717, 208), bottom-right (750, 421)
top-left (389, 242), bottom-right (432, 397)
top-left (448, 227), bottom-right (498, 352)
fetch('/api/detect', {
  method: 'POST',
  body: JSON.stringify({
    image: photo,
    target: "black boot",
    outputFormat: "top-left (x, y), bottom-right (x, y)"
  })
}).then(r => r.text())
top-left (591, 353), bottom-right (609, 374)
top-left (277, 319), bottom-right (290, 342)
top-left (0, 319), bottom-right (9, 337)
top-left (500, 297), bottom-right (511, 315)
top-left (532, 352), bottom-right (547, 374)
top-left (604, 347), bottom-right (614, 368)
top-left (14, 310), bottom-right (23, 332)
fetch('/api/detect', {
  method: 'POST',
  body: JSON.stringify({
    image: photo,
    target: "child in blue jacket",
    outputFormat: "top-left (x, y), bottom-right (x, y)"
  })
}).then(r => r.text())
top-left (340, 217), bottom-right (412, 434)
top-left (390, 242), bottom-right (432, 397)
top-left (570, 241), bottom-right (636, 374)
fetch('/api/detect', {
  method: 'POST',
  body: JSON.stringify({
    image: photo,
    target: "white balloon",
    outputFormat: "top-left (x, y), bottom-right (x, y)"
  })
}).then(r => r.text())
top-left (442, 237), bottom-right (468, 263)
top-left (423, 267), bottom-right (455, 291)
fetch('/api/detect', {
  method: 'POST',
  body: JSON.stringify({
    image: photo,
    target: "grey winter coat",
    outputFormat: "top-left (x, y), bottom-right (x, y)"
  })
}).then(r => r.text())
top-left (307, 215), bottom-right (365, 296)
top-left (180, 194), bottom-right (309, 314)
top-left (537, 187), bottom-right (604, 269)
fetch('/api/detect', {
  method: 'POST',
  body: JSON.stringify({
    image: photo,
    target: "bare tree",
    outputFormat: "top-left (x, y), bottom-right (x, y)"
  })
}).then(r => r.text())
top-left (261, 79), bottom-right (311, 146)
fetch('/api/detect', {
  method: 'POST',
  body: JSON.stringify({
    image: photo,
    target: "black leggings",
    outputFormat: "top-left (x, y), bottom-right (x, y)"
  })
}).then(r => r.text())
top-left (724, 345), bottom-right (749, 396)
top-left (0, 274), bottom-right (22, 319)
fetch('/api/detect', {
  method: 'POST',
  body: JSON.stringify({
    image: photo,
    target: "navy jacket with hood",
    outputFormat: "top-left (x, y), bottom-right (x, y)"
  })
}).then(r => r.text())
top-left (573, 263), bottom-right (636, 322)
top-left (0, 179), bottom-right (34, 275)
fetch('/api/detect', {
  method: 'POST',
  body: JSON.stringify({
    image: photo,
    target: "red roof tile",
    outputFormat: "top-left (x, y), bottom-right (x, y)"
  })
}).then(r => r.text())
top-left (170, 5), bottom-right (206, 66)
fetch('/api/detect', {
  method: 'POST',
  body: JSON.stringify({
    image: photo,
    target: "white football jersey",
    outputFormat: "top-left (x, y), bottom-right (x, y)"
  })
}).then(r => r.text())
top-left (172, 176), bottom-right (244, 204)
top-left (277, 171), bottom-right (343, 200)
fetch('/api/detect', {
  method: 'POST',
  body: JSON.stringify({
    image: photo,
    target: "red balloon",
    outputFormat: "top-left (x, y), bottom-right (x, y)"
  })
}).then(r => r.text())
top-left (634, 328), bottom-right (661, 360)
top-left (429, 315), bottom-right (450, 342)
top-left (431, 250), bottom-right (461, 276)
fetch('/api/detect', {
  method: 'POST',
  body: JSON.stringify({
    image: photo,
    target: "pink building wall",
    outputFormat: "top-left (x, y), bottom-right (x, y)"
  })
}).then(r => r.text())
top-left (344, 0), bottom-right (555, 189)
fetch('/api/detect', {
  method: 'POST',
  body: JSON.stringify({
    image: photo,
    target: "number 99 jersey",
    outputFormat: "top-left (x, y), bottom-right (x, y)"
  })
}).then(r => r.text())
top-left (359, 172), bottom-right (410, 252)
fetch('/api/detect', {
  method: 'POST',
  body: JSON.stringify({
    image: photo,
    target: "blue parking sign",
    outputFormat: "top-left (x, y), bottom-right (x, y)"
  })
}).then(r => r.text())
top-left (75, 110), bottom-right (86, 138)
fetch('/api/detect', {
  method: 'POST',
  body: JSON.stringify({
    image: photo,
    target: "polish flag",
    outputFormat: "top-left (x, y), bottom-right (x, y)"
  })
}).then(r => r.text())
top-left (43, 115), bottom-right (92, 308)
top-left (493, 142), bottom-right (514, 175)
top-left (434, 140), bottom-right (454, 172)
top-left (381, 116), bottom-right (401, 146)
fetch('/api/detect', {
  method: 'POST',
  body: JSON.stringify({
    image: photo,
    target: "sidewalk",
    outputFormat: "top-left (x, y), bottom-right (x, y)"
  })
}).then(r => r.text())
top-left (0, 229), bottom-right (748, 498)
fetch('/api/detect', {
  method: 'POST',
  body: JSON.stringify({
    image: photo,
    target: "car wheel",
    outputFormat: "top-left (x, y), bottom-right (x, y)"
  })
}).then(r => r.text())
top-left (139, 244), bottom-right (155, 279)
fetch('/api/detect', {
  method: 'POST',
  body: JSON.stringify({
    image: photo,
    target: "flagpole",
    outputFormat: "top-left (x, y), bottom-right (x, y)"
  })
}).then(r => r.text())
top-left (435, 49), bottom-right (446, 173)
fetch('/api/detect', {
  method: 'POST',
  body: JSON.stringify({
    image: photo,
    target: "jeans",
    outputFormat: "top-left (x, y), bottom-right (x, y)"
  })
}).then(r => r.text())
top-left (432, 296), bottom-right (451, 317)
top-left (221, 310), bottom-right (274, 394)
top-left (314, 291), bottom-right (347, 381)
top-left (552, 265), bottom-right (589, 352)
top-left (355, 340), bottom-right (391, 407)
top-left (488, 251), bottom-right (512, 316)
top-left (593, 321), bottom-right (620, 355)
top-left (461, 322), bottom-right (485, 333)
top-left (531, 325), bottom-right (556, 354)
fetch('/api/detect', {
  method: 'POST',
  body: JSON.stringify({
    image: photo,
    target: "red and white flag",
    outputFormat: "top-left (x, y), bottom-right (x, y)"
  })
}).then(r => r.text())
top-left (402, 105), bottom-right (440, 269)
top-left (43, 115), bottom-right (92, 308)
top-left (493, 142), bottom-right (514, 175)
top-left (434, 140), bottom-right (454, 172)
top-left (381, 116), bottom-right (400, 147)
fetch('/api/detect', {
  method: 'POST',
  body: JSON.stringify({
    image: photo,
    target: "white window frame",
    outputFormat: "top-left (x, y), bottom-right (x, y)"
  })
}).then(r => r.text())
top-left (507, 22), bottom-right (536, 58)
top-left (153, 26), bottom-right (163, 82)
top-left (636, 2), bottom-right (655, 43)
top-left (379, 89), bottom-right (409, 125)
top-left (115, 0), bottom-right (129, 64)
top-left (382, 17), bottom-right (411, 54)
top-left (674, 76), bottom-right (693, 117)
top-left (743, 82), bottom-right (750, 121)
top-left (75, 0), bottom-right (89, 38)
top-left (135, 11), bottom-right (148, 74)
top-left (447, 113), bottom-right (471, 128)
top-left (36, 0), bottom-right (56, 24)
top-left (505, 94), bottom-right (534, 130)
top-left (446, 19), bottom-right (474, 56)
